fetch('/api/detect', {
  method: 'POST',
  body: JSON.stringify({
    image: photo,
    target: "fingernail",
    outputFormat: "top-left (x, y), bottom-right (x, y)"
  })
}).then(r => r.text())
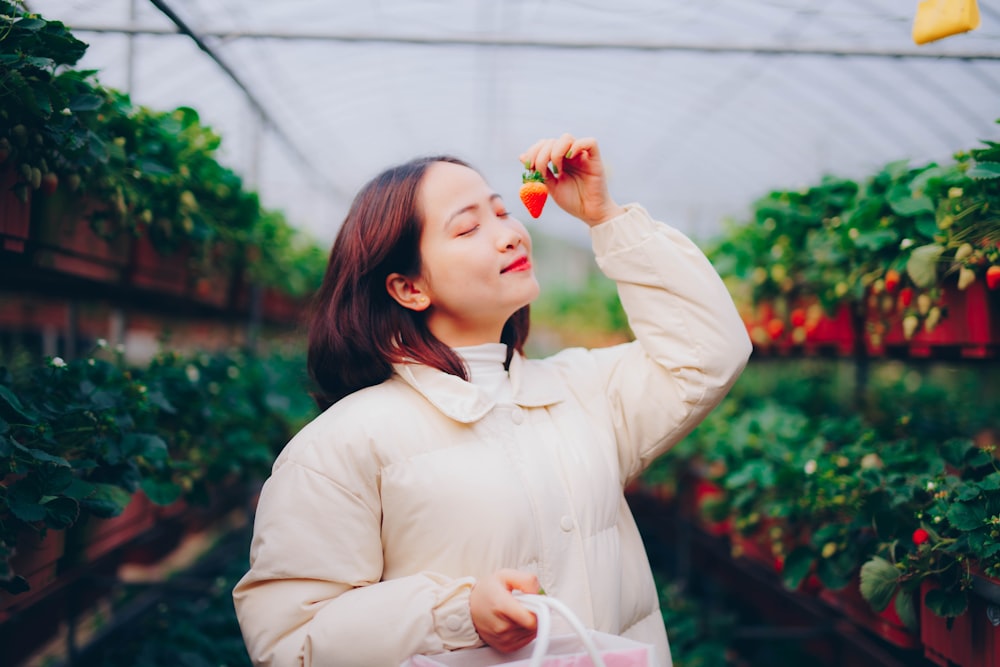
top-left (523, 160), bottom-right (531, 170)
top-left (565, 150), bottom-right (573, 158)
top-left (551, 164), bottom-right (559, 175)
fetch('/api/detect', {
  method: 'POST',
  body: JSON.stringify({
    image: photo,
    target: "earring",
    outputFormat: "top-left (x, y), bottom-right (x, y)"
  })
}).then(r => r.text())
top-left (418, 296), bottom-right (428, 305)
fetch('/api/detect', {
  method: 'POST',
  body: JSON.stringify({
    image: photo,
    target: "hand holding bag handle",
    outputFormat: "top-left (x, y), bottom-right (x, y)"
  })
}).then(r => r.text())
top-left (513, 593), bottom-right (608, 667)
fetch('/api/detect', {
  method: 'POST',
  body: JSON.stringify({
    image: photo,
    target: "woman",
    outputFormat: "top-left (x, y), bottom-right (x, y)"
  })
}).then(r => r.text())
top-left (233, 134), bottom-right (752, 666)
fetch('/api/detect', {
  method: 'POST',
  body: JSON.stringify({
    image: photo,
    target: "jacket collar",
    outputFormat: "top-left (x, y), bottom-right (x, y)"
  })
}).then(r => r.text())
top-left (391, 352), bottom-right (566, 423)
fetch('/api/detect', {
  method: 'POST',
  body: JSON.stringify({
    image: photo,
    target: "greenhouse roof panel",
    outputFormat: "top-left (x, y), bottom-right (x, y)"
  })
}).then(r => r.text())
top-left (23, 0), bottom-right (1000, 246)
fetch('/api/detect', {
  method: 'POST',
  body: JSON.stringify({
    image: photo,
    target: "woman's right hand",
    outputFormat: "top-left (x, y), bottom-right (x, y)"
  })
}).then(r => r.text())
top-left (469, 569), bottom-right (541, 653)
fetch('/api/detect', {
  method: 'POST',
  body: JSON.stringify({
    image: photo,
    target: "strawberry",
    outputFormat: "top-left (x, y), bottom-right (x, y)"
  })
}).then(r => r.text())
top-left (790, 308), bottom-right (806, 328)
top-left (988, 266), bottom-right (1000, 290)
top-left (912, 528), bottom-right (930, 545)
top-left (519, 169), bottom-right (547, 219)
top-left (40, 172), bottom-right (58, 195)
top-left (898, 287), bottom-right (914, 309)
top-left (884, 268), bottom-right (901, 293)
top-left (766, 318), bottom-right (785, 340)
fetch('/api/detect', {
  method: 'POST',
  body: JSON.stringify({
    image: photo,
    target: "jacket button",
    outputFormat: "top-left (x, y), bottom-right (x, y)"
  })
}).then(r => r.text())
top-left (446, 614), bottom-right (463, 632)
top-left (511, 408), bottom-right (524, 425)
top-left (560, 515), bottom-right (573, 532)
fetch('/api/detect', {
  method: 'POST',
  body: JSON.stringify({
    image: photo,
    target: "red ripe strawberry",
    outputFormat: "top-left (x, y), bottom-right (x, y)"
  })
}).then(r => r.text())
top-left (884, 268), bottom-right (901, 293)
top-left (987, 265), bottom-right (1000, 291)
top-left (520, 170), bottom-right (547, 219)
top-left (790, 308), bottom-right (806, 328)
top-left (766, 318), bottom-right (785, 340)
top-left (40, 172), bottom-right (58, 195)
top-left (898, 287), bottom-right (914, 308)
top-left (912, 528), bottom-right (930, 545)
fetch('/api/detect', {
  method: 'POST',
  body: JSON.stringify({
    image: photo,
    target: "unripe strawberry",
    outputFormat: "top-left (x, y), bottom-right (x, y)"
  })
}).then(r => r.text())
top-left (903, 315), bottom-right (919, 340)
top-left (925, 306), bottom-right (942, 332)
top-left (917, 293), bottom-right (932, 316)
top-left (955, 243), bottom-right (974, 262)
top-left (958, 266), bottom-right (976, 291)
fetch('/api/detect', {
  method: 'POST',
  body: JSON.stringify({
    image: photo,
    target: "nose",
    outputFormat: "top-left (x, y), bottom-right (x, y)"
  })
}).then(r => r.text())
top-left (497, 219), bottom-right (525, 251)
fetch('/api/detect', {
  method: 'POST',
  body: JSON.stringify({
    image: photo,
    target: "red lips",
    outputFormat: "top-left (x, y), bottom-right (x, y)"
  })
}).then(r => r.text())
top-left (501, 256), bottom-right (531, 273)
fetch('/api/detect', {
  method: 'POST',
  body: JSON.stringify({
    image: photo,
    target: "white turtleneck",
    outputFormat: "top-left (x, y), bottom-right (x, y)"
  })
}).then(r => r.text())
top-left (453, 342), bottom-right (513, 404)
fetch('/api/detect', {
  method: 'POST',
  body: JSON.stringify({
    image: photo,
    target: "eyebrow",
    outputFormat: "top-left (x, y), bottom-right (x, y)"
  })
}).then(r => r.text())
top-left (445, 194), bottom-right (503, 229)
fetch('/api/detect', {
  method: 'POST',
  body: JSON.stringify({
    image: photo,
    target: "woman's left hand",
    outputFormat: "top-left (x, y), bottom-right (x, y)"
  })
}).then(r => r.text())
top-left (519, 134), bottom-right (625, 227)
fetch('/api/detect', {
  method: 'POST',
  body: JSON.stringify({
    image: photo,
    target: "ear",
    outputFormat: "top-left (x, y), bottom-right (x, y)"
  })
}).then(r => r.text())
top-left (386, 272), bottom-right (431, 311)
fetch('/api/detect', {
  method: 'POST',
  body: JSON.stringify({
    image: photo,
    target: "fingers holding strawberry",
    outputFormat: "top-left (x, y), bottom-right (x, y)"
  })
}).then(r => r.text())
top-left (520, 169), bottom-right (548, 219)
top-left (518, 134), bottom-right (624, 227)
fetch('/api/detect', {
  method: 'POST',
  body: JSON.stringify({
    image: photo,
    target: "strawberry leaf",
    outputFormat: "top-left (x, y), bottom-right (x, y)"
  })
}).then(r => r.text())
top-left (860, 556), bottom-right (900, 612)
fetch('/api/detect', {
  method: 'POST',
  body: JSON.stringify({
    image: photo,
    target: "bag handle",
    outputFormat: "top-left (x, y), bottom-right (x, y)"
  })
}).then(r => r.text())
top-left (513, 593), bottom-right (608, 667)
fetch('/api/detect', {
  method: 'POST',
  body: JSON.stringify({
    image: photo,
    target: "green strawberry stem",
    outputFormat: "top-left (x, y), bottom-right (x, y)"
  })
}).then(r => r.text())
top-left (522, 169), bottom-right (545, 183)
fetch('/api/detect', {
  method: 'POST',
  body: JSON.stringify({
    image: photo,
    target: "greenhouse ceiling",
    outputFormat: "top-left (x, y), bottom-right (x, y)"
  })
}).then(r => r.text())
top-left (23, 0), bottom-right (1000, 247)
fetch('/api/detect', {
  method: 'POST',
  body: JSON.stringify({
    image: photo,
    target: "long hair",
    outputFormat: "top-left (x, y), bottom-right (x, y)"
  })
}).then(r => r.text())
top-left (308, 156), bottom-right (531, 410)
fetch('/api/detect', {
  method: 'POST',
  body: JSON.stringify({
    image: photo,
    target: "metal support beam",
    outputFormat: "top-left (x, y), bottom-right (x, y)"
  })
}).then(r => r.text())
top-left (66, 23), bottom-right (1000, 61)
top-left (140, 0), bottom-right (350, 200)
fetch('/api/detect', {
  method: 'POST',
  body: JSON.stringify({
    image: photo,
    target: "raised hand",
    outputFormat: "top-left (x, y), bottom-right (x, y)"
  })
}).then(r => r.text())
top-left (519, 134), bottom-right (625, 227)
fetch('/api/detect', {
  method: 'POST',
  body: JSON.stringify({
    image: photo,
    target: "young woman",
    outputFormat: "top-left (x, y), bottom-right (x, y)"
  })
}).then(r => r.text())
top-left (233, 134), bottom-right (752, 666)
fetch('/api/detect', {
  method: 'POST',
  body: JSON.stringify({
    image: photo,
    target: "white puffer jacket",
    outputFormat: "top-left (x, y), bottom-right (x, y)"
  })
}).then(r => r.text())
top-left (233, 204), bottom-right (752, 666)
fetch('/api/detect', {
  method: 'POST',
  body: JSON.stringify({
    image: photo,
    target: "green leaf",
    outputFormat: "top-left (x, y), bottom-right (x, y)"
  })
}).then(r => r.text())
top-left (68, 93), bottom-right (103, 112)
top-left (853, 229), bottom-right (898, 252)
top-left (0, 575), bottom-right (30, 595)
top-left (887, 184), bottom-right (935, 217)
top-left (140, 479), bottom-right (182, 507)
top-left (895, 587), bottom-right (918, 631)
top-left (43, 496), bottom-right (79, 529)
top-left (906, 244), bottom-right (944, 288)
top-left (0, 385), bottom-right (37, 423)
top-left (968, 162), bottom-right (1000, 180)
top-left (947, 502), bottom-right (987, 531)
top-left (781, 546), bottom-right (814, 591)
top-left (121, 433), bottom-right (169, 462)
top-left (925, 587), bottom-right (969, 618)
top-left (860, 556), bottom-right (900, 612)
top-left (77, 483), bottom-right (132, 519)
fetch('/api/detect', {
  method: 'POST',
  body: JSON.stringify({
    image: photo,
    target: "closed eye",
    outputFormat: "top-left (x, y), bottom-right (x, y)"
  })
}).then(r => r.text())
top-left (497, 210), bottom-right (511, 218)
top-left (457, 224), bottom-right (479, 237)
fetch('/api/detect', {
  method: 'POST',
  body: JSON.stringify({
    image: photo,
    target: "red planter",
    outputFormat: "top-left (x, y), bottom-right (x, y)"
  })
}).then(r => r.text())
top-left (0, 528), bottom-right (66, 621)
top-left (0, 164), bottom-right (32, 254)
top-left (30, 189), bottom-right (133, 283)
top-left (261, 287), bottom-right (306, 326)
top-left (921, 577), bottom-right (1000, 667)
top-left (76, 492), bottom-right (156, 563)
top-left (127, 226), bottom-right (191, 297)
top-left (866, 281), bottom-right (999, 359)
top-left (819, 575), bottom-right (921, 650)
top-left (745, 297), bottom-right (857, 356)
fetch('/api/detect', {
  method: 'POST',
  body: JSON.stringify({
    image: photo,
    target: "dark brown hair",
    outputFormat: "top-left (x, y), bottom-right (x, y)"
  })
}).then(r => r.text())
top-left (308, 156), bottom-right (530, 410)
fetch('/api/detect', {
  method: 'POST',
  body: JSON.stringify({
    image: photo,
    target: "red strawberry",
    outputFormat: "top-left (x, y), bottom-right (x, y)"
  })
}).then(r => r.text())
top-left (790, 308), bottom-right (807, 328)
top-left (898, 287), bottom-right (914, 308)
top-left (912, 528), bottom-right (930, 545)
top-left (988, 266), bottom-right (1000, 290)
top-left (520, 170), bottom-right (547, 219)
top-left (40, 172), bottom-right (58, 195)
top-left (884, 268), bottom-right (901, 293)
top-left (766, 318), bottom-right (785, 340)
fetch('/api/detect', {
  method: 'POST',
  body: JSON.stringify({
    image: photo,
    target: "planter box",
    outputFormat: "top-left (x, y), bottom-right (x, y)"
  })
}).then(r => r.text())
top-left (127, 226), bottom-right (191, 297)
top-left (0, 528), bottom-right (66, 620)
top-left (922, 576), bottom-right (1000, 667)
top-left (188, 244), bottom-right (237, 310)
top-left (261, 287), bottom-right (306, 326)
top-left (820, 575), bottom-right (921, 650)
top-left (30, 189), bottom-right (132, 283)
top-left (867, 281), bottom-right (999, 359)
top-left (0, 164), bottom-right (31, 254)
top-left (73, 492), bottom-right (157, 563)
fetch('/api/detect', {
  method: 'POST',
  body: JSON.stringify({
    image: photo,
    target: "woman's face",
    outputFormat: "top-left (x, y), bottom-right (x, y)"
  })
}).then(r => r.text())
top-left (412, 161), bottom-right (539, 347)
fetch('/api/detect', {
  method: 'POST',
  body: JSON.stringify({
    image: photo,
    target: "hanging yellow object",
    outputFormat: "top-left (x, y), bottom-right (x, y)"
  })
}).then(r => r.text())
top-left (913, 0), bottom-right (981, 45)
